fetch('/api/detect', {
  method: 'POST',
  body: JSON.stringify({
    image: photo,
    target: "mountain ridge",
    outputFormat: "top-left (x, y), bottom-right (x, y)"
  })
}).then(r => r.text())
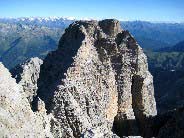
top-left (157, 40), bottom-right (184, 52)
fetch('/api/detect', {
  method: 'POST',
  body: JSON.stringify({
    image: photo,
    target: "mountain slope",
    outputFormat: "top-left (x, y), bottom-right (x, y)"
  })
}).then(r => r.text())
top-left (121, 21), bottom-right (184, 50)
top-left (145, 41), bottom-right (184, 113)
top-left (158, 40), bottom-right (184, 52)
top-left (0, 23), bottom-right (64, 69)
top-left (147, 51), bottom-right (184, 70)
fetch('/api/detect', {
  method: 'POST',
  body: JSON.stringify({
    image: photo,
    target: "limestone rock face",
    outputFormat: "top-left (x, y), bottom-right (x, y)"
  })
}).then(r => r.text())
top-left (0, 62), bottom-right (52, 137)
top-left (35, 19), bottom-right (157, 137)
top-left (0, 19), bottom-right (160, 138)
top-left (11, 57), bottom-right (43, 103)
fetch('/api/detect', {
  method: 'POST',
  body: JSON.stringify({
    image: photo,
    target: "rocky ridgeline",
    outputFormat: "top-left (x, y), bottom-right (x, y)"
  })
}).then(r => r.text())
top-left (0, 19), bottom-right (183, 138)
top-left (34, 19), bottom-right (157, 137)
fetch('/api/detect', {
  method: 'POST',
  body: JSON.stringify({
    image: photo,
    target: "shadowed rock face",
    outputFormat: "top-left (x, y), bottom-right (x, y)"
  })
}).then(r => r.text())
top-left (99, 19), bottom-right (122, 37)
top-left (157, 107), bottom-right (184, 138)
top-left (34, 19), bottom-right (157, 137)
top-left (11, 57), bottom-right (43, 103)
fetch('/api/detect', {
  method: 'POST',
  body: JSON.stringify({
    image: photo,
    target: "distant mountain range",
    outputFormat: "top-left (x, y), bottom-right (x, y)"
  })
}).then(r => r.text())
top-left (121, 21), bottom-right (184, 50)
top-left (0, 22), bottom-right (64, 69)
top-left (0, 17), bottom-right (74, 28)
top-left (1, 17), bottom-right (184, 50)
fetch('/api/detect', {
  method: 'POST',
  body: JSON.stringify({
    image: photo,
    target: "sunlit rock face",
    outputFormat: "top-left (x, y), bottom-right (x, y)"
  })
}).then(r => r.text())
top-left (3, 19), bottom-right (184, 138)
top-left (34, 19), bottom-right (157, 137)
top-left (0, 62), bottom-right (53, 137)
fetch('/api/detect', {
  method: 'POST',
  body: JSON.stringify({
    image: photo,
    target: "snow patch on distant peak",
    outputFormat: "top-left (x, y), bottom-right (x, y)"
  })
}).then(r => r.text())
top-left (0, 17), bottom-right (76, 22)
top-left (0, 17), bottom-right (97, 22)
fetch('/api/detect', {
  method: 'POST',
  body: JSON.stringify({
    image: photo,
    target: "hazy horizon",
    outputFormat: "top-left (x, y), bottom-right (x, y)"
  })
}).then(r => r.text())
top-left (0, 16), bottom-right (183, 24)
top-left (0, 0), bottom-right (183, 22)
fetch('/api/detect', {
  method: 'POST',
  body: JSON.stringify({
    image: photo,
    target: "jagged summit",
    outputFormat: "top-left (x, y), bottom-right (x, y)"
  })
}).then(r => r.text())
top-left (34, 19), bottom-right (156, 137)
top-left (98, 19), bottom-right (122, 37)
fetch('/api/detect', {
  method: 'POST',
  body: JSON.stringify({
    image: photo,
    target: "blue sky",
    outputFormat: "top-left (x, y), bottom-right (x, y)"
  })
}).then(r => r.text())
top-left (0, 0), bottom-right (183, 22)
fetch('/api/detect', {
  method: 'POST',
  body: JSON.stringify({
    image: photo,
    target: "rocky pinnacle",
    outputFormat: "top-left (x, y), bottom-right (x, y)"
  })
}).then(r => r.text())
top-left (0, 19), bottom-right (160, 138)
top-left (34, 19), bottom-right (157, 137)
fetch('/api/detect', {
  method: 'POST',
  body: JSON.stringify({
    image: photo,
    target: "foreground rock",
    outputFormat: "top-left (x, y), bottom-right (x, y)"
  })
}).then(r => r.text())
top-left (35, 19), bottom-right (157, 137)
top-left (0, 62), bottom-right (52, 137)
top-left (11, 57), bottom-right (43, 103)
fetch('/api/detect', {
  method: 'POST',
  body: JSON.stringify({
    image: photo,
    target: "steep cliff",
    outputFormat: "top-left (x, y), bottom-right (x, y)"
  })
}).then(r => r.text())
top-left (34, 19), bottom-right (157, 137)
top-left (0, 19), bottom-right (166, 138)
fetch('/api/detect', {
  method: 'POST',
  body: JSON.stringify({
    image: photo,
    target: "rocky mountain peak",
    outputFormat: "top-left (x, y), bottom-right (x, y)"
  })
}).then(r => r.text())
top-left (99, 19), bottom-right (122, 37)
top-left (34, 19), bottom-right (157, 137)
top-left (3, 19), bottom-right (181, 138)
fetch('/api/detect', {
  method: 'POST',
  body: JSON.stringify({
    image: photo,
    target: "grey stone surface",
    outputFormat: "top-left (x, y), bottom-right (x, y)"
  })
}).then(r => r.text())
top-left (0, 19), bottom-right (164, 138)
top-left (0, 62), bottom-right (53, 137)
top-left (11, 57), bottom-right (43, 103)
top-left (35, 19), bottom-right (157, 137)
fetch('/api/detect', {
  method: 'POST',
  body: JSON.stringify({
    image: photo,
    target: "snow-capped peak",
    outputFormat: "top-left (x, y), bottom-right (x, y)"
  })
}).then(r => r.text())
top-left (0, 17), bottom-right (76, 23)
top-left (0, 16), bottom-right (99, 22)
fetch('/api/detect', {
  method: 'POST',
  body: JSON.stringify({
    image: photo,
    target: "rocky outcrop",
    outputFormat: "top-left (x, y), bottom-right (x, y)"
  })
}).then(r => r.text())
top-left (0, 62), bottom-right (52, 137)
top-left (11, 57), bottom-right (43, 103)
top-left (0, 19), bottom-right (166, 138)
top-left (34, 19), bottom-right (157, 137)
